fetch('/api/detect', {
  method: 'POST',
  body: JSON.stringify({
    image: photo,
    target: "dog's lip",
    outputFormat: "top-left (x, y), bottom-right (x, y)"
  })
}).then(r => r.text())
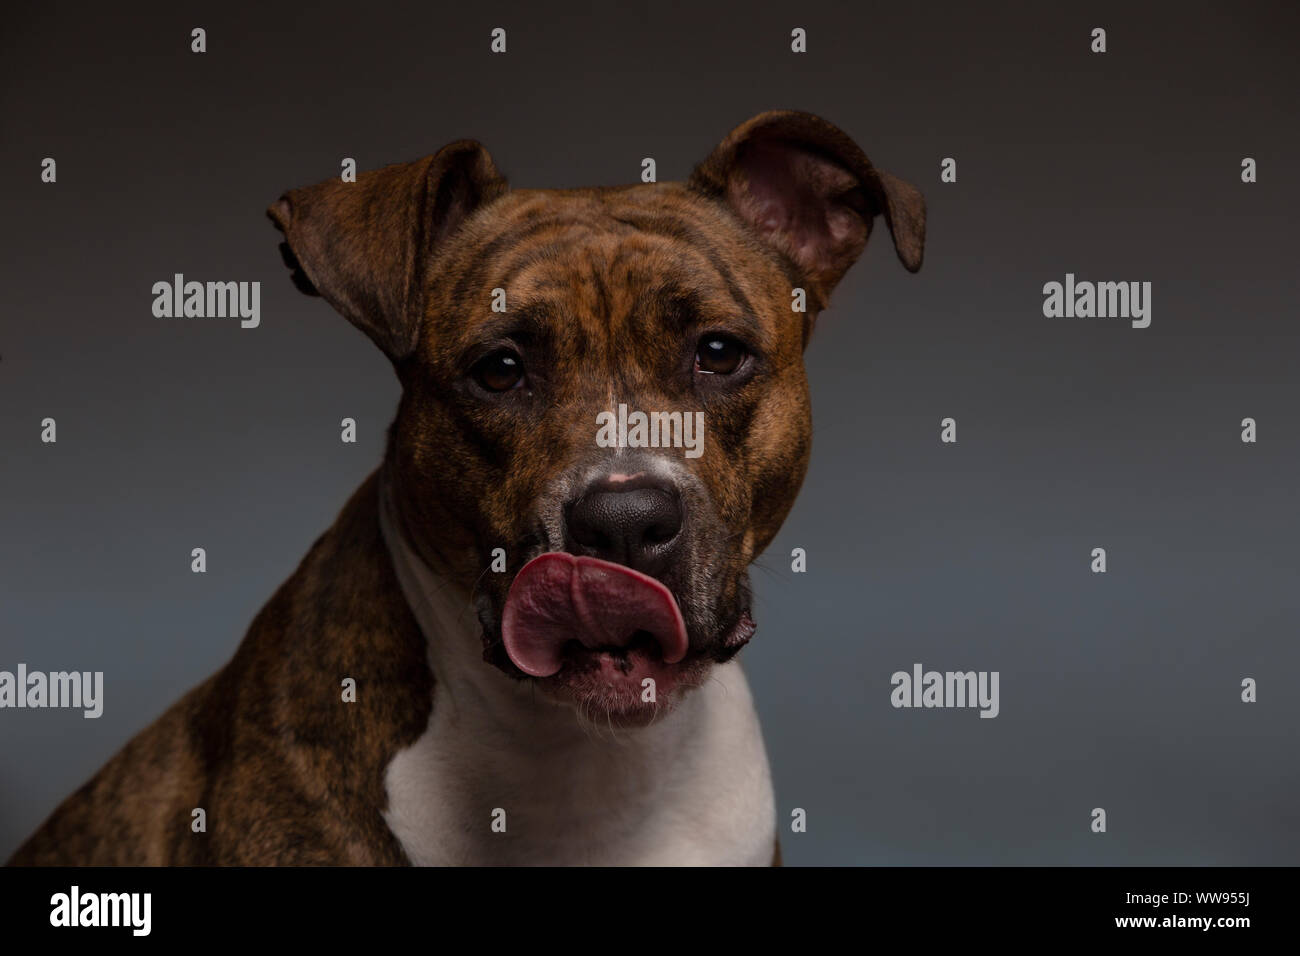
top-left (535, 637), bottom-right (715, 722)
top-left (553, 633), bottom-right (680, 680)
top-left (719, 610), bottom-right (757, 653)
top-left (490, 607), bottom-right (756, 677)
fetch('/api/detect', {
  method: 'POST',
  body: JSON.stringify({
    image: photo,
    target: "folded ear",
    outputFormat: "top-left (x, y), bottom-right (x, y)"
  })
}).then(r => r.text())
top-left (267, 140), bottom-right (509, 362)
top-left (688, 110), bottom-right (925, 309)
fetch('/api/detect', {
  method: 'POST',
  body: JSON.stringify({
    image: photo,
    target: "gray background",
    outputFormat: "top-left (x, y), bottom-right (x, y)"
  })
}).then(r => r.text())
top-left (2, 1), bottom-right (1297, 864)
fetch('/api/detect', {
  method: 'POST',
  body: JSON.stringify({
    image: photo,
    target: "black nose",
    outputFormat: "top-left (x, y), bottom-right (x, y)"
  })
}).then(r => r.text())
top-left (566, 479), bottom-right (684, 577)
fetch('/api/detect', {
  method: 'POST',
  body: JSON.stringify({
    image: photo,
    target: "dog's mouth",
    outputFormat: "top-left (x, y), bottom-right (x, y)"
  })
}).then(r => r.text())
top-left (502, 552), bottom-right (688, 676)
top-left (500, 552), bottom-right (754, 722)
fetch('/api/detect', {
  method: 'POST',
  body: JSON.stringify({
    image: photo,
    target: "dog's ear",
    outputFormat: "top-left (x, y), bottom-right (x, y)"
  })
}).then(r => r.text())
top-left (267, 140), bottom-right (508, 362)
top-left (689, 110), bottom-right (924, 309)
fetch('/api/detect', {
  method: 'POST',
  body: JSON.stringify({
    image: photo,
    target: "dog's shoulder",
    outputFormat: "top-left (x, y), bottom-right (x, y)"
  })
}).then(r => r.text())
top-left (7, 674), bottom-right (214, 865)
top-left (10, 473), bottom-right (434, 866)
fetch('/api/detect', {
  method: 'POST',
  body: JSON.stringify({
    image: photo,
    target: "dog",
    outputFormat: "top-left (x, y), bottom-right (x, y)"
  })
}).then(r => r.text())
top-left (9, 110), bottom-right (924, 866)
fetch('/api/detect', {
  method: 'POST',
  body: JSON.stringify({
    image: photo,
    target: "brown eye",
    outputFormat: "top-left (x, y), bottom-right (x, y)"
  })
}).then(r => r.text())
top-left (473, 349), bottom-right (525, 392)
top-left (695, 335), bottom-right (747, 375)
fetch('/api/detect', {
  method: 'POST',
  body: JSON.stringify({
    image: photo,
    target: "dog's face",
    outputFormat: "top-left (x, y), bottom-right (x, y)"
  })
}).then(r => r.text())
top-left (270, 112), bottom-right (924, 725)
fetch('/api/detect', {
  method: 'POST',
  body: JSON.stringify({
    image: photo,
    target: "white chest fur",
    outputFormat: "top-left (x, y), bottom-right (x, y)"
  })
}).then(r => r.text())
top-left (383, 659), bottom-right (776, 866)
top-left (377, 487), bottom-right (776, 866)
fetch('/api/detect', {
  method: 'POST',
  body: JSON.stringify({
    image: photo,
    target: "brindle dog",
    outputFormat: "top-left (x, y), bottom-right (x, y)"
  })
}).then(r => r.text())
top-left (10, 111), bottom-right (924, 865)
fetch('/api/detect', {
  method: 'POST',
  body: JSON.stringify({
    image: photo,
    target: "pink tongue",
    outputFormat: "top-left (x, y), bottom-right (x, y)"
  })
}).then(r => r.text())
top-left (501, 553), bottom-right (689, 677)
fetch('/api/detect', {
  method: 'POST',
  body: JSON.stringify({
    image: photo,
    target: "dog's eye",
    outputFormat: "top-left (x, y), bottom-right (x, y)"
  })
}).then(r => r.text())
top-left (695, 335), bottom-right (747, 375)
top-left (473, 349), bottom-right (526, 392)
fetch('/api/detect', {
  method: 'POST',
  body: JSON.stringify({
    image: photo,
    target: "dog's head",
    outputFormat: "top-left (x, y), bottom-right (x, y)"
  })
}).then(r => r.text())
top-left (269, 111), bottom-right (924, 725)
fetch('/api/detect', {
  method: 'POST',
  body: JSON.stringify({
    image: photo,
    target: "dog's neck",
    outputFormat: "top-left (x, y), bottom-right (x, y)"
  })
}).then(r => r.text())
top-left (373, 472), bottom-right (776, 865)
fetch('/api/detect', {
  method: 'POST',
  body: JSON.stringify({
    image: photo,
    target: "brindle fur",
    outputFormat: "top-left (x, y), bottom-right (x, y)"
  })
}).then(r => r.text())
top-left (9, 111), bottom-right (923, 866)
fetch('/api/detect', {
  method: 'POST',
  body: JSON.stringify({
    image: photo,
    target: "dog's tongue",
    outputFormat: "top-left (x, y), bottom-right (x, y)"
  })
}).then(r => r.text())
top-left (501, 553), bottom-right (688, 677)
